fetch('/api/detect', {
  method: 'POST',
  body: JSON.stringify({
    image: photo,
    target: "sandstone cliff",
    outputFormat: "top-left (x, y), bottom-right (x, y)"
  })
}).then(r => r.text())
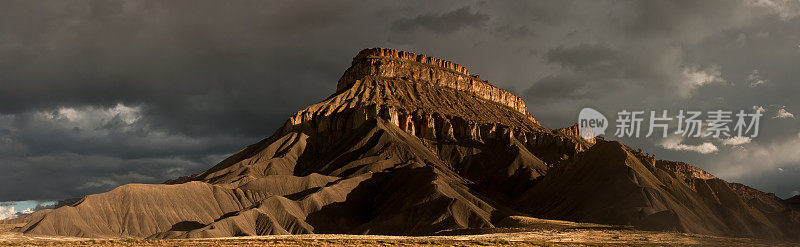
top-left (656, 160), bottom-right (716, 180)
top-left (281, 48), bottom-right (588, 166)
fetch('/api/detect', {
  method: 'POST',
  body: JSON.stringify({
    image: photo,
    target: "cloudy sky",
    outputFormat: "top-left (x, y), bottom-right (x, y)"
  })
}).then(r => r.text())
top-left (1, 0), bottom-right (799, 215)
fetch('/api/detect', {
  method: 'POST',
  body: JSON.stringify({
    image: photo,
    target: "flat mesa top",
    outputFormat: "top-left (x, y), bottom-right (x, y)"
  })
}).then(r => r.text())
top-left (344, 48), bottom-right (533, 119)
top-left (352, 48), bottom-right (472, 76)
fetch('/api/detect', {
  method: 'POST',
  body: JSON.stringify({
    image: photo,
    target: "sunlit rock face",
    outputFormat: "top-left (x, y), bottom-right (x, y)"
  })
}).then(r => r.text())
top-left (337, 48), bottom-right (533, 120)
top-left (286, 48), bottom-right (591, 165)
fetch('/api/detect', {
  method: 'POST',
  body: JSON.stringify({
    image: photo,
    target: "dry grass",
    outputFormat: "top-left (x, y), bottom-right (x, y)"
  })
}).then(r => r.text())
top-left (2, 222), bottom-right (798, 247)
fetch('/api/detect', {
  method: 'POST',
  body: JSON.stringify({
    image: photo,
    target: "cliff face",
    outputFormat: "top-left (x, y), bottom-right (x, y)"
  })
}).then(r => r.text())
top-left (337, 48), bottom-right (534, 121)
top-left (656, 160), bottom-right (716, 180)
top-left (284, 48), bottom-right (587, 165)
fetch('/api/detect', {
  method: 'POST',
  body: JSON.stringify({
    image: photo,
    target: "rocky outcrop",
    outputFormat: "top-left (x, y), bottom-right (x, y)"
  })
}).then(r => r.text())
top-left (727, 183), bottom-right (788, 213)
top-left (281, 52), bottom-right (589, 165)
top-left (337, 48), bottom-right (536, 124)
top-left (554, 124), bottom-right (595, 145)
top-left (656, 160), bottom-right (716, 180)
top-left (282, 102), bottom-right (585, 166)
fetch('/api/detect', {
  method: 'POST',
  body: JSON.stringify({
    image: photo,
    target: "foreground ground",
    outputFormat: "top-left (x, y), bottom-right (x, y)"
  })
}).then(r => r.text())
top-left (3, 218), bottom-right (799, 247)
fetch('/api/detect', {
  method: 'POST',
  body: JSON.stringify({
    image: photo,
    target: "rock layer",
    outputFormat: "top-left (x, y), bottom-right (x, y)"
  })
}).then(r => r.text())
top-left (338, 48), bottom-right (534, 122)
top-left (655, 160), bottom-right (716, 180)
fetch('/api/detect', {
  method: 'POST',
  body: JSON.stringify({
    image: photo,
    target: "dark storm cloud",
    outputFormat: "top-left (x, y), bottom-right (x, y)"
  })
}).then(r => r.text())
top-left (391, 6), bottom-right (489, 34)
top-left (0, 0), bottom-right (799, 201)
top-left (0, 0), bottom-right (372, 137)
top-left (546, 44), bottom-right (620, 72)
top-left (8, 109), bottom-right (243, 159)
top-left (621, 0), bottom-right (754, 40)
top-left (524, 75), bottom-right (591, 104)
top-left (0, 153), bottom-right (215, 200)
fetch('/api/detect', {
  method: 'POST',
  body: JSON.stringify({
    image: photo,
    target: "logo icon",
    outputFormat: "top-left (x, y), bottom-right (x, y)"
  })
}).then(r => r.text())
top-left (578, 108), bottom-right (607, 139)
